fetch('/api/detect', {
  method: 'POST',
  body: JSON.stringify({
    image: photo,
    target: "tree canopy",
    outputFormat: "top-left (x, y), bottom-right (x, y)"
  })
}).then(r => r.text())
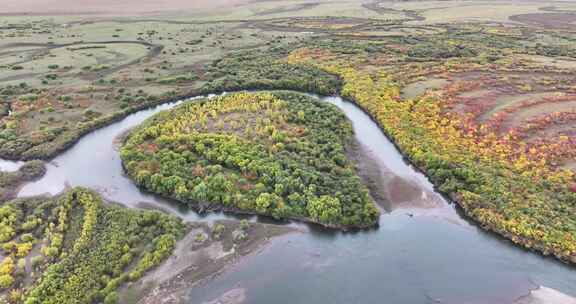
top-left (121, 91), bottom-right (379, 228)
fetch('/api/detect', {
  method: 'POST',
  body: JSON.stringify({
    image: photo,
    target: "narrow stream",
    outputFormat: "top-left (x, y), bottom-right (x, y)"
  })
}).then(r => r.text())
top-left (0, 159), bottom-right (24, 172)
top-left (17, 94), bottom-right (230, 222)
top-left (2, 93), bottom-right (576, 303)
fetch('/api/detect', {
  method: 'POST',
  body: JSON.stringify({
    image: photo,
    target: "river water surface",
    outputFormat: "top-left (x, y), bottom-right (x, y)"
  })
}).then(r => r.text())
top-left (4, 93), bottom-right (576, 303)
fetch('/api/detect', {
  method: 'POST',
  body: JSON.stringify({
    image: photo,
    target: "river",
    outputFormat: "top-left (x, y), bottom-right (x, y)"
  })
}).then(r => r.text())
top-left (3, 93), bottom-right (576, 304)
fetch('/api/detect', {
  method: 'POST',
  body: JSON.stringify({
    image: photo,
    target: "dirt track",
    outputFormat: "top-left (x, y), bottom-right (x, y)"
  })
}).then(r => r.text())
top-left (0, 41), bottom-right (163, 80)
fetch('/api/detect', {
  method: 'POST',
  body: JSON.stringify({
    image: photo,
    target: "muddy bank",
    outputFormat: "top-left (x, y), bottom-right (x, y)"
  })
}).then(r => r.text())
top-left (514, 286), bottom-right (576, 304)
top-left (331, 90), bottom-right (576, 265)
top-left (347, 139), bottom-right (390, 210)
top-left (120, 220), bottom-right (296, 304)
top-left (347, 139), bottom-right (442, 212)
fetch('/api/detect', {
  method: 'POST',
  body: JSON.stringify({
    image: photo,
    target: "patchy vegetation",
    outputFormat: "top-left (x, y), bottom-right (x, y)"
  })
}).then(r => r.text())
top-left (0, 188), bottom-right (185, 304)
top-left (0, 41), bottom-right (337, 162)
top-left (0, 0), bottom-right (576, 274)
top-left (288, 36), bottom-right (576, 263)
top-left (121, 91), bottom-right (379, 228)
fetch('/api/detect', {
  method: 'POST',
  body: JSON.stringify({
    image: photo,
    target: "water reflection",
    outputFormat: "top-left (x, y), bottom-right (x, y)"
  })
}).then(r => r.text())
top-left (186, 95), bottom-right (576, 304)
top-left (0, 93), bottom-right (574, 304)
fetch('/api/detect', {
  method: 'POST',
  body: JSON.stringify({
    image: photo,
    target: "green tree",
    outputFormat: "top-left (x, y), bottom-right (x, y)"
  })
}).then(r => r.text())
top-left (0, 274), bottom-right (14, 289)
top-left (255, 193), bottom-right (273, 213)
top-left (307, 196), bottom-right (342, 224)
top-left (192, 182), bottom-right (208, 202)
top-left (104, 291), bottom-right (119, 304)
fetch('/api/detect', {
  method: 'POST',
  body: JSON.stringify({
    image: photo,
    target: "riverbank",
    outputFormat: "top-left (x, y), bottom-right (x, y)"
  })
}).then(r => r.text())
top-left (6, 83), bottom-right (576, 264)
top-left (347, 139), bottom-right (390, 211)
top-left (0, 90), bottom-right (202, 161)
top-left (0, 160), bottom-right (45, 201)
top-left (347, 139), bottom-right (444, 212)
top-left (1, 87), bottom-right (335, 162)
top-left (352, 89), bottom-right (576, 264)
top-left (120, 220), bottom-right (297, 304)
top-left (301, 60), bottom-right (576, 265)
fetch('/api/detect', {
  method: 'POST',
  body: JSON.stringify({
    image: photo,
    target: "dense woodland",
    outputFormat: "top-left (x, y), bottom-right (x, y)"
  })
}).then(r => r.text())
top-left (0, 188), bottom-right (185, 304)
top-left (200, 48), bottom-right (341, 96)
top-left (121, 91), bottom-right (379, 228)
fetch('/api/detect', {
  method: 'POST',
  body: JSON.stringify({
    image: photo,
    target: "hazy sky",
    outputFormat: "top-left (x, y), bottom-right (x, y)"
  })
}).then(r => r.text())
top-left (1, 0), bottom-right (251, 14)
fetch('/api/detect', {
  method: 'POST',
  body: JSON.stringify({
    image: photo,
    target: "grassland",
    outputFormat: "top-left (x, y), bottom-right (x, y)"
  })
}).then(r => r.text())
top-left (0, 0), bottom-right (557, 162)
top-left (0, 15), bottom-right (348, 160)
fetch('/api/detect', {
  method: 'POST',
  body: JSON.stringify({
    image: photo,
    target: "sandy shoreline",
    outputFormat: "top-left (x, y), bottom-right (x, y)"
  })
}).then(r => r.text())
top-left (513, 286), bottom-right (576, 304)
top-left (347, 139), bottom-right (444, 212)
top-left (121, 220), bottom-right (297, 304)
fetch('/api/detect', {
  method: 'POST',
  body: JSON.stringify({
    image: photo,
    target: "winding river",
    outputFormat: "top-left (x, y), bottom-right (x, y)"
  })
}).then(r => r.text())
top-left (3, 93), bottom-right (576, 303)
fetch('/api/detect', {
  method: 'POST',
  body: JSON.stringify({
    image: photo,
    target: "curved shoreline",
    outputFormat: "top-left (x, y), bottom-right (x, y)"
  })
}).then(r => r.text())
top-left (0, 85), bottom-right (336, 161)
top-left (332, 87), bottom-right (576, 266)
top-left (121, 220), bottom-right (298, 304)
top-left (119, 91), bottom-right (379, 230)
top-left (2, 86), bottom-right (575, 265)
top-left (0, 90), bottom-right (202, 161)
